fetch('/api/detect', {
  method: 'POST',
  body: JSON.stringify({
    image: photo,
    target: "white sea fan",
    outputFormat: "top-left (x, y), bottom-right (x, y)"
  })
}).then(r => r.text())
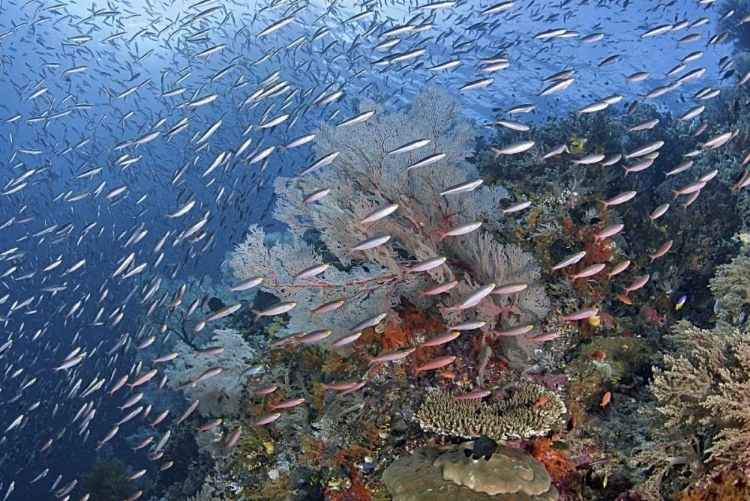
top-left (164, 328), bottom-right (254, 417)
top-left (227, 88), bottom-right (548, 360)
top-left (441, 232), bottom-right (550, 350)
top-left (228, 224), bottom-right (404, 338)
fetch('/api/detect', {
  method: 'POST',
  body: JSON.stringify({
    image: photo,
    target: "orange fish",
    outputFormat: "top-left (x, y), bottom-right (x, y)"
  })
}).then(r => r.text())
top-left (531, 396), bottom-right (549, 408)
top-left (589, 350), bottom-right (607, 360)
top-left (415, 355), bottom-right (456, 373)
top-left (439, 369), bottom-right (456, 379)
top-left (600, 391), bottom-right (611, 408)
top-left (616, 293), bottom-right (633, 305)
top-left (568, 411), bottom-right (578, 430)
top-left (600, 312), bottom-right (616, 329)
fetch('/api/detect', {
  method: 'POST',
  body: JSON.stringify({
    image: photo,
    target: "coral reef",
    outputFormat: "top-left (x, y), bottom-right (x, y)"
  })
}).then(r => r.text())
top-left (382, 441), bottom-right (559, 500)
top-left (675, 467), bottom-right (750, 501)
top-left (415, 384), bottom-right (566, 440)
top-left (566, 335), bottom-right (653, 421)
top-left (153, 65), bottom-right (750, 501)
top-left (226, 87), bottom-right (549, 369)
top-left (528, 437), bottom-right (577, 485)
top-left (652, 320), bottom-right (750, 469)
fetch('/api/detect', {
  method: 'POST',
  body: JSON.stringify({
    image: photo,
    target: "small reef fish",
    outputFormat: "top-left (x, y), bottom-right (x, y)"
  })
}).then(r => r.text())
top-left (452, 390), bottom-right (491, 401)
top-left (415, 356), bottom-right (457, 372)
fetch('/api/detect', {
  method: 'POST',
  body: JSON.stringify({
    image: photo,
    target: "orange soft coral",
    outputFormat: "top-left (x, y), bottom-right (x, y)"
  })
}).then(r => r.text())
top-left (360, 302), bottom-right (448, 353)
top-left (529, 437), bottom-right (576, 483)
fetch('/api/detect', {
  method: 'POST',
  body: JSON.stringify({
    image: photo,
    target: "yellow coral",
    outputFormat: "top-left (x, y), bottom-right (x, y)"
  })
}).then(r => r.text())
top-left (567, 136), bottom-right (587, 155)
top-left (265, 316), bottom-right (286, 336)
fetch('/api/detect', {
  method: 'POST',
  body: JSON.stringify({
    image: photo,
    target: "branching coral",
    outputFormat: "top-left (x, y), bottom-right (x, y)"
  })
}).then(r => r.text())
top-left (415, 384), bottom-right (566, 440)
top-left (633, 435), bottom-right (705, 501)
top-left (636, 319), bottom-right (750, 499)
top-left (708, 255), bottom-right (750, 322)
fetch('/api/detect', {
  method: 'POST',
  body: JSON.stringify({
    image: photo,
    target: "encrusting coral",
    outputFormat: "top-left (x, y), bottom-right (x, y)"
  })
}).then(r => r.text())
top-left (382, 441), bottom-right (559, 501)
top-left (415, 384), bottom-right (566, 440)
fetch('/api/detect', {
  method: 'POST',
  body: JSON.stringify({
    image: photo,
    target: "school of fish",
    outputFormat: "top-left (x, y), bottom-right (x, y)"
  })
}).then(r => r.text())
top-left (0, 0), bottom-right (748, 499)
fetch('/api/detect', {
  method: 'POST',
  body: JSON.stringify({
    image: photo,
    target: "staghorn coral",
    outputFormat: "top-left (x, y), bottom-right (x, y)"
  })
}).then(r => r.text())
top-left (382, 441), bottom-right (558, 501)
top-left (708, 255), bottom-right (750, 322)
top-left (415, 384), bottom-right (566, 441)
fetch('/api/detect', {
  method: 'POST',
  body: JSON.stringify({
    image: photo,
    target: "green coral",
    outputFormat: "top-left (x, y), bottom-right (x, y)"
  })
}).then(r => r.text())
top-left (231, 425), bottom-right (270, 474)
top-left (567, 336), bottom-right (652, 412)
top-left (265, 315), bottom-right (286, 337)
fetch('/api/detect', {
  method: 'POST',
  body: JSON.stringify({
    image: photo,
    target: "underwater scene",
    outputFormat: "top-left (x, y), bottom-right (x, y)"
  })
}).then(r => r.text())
top-left (2, 0), bottom-right (750, 500)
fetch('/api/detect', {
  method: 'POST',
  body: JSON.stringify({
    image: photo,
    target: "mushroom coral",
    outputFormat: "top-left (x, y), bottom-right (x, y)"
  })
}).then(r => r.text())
top-left (382, 441), bottom-right (559, 501)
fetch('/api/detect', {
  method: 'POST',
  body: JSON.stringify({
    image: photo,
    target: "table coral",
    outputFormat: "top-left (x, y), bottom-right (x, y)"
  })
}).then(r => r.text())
top-left (415, 384), bottom-right (566, 440)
